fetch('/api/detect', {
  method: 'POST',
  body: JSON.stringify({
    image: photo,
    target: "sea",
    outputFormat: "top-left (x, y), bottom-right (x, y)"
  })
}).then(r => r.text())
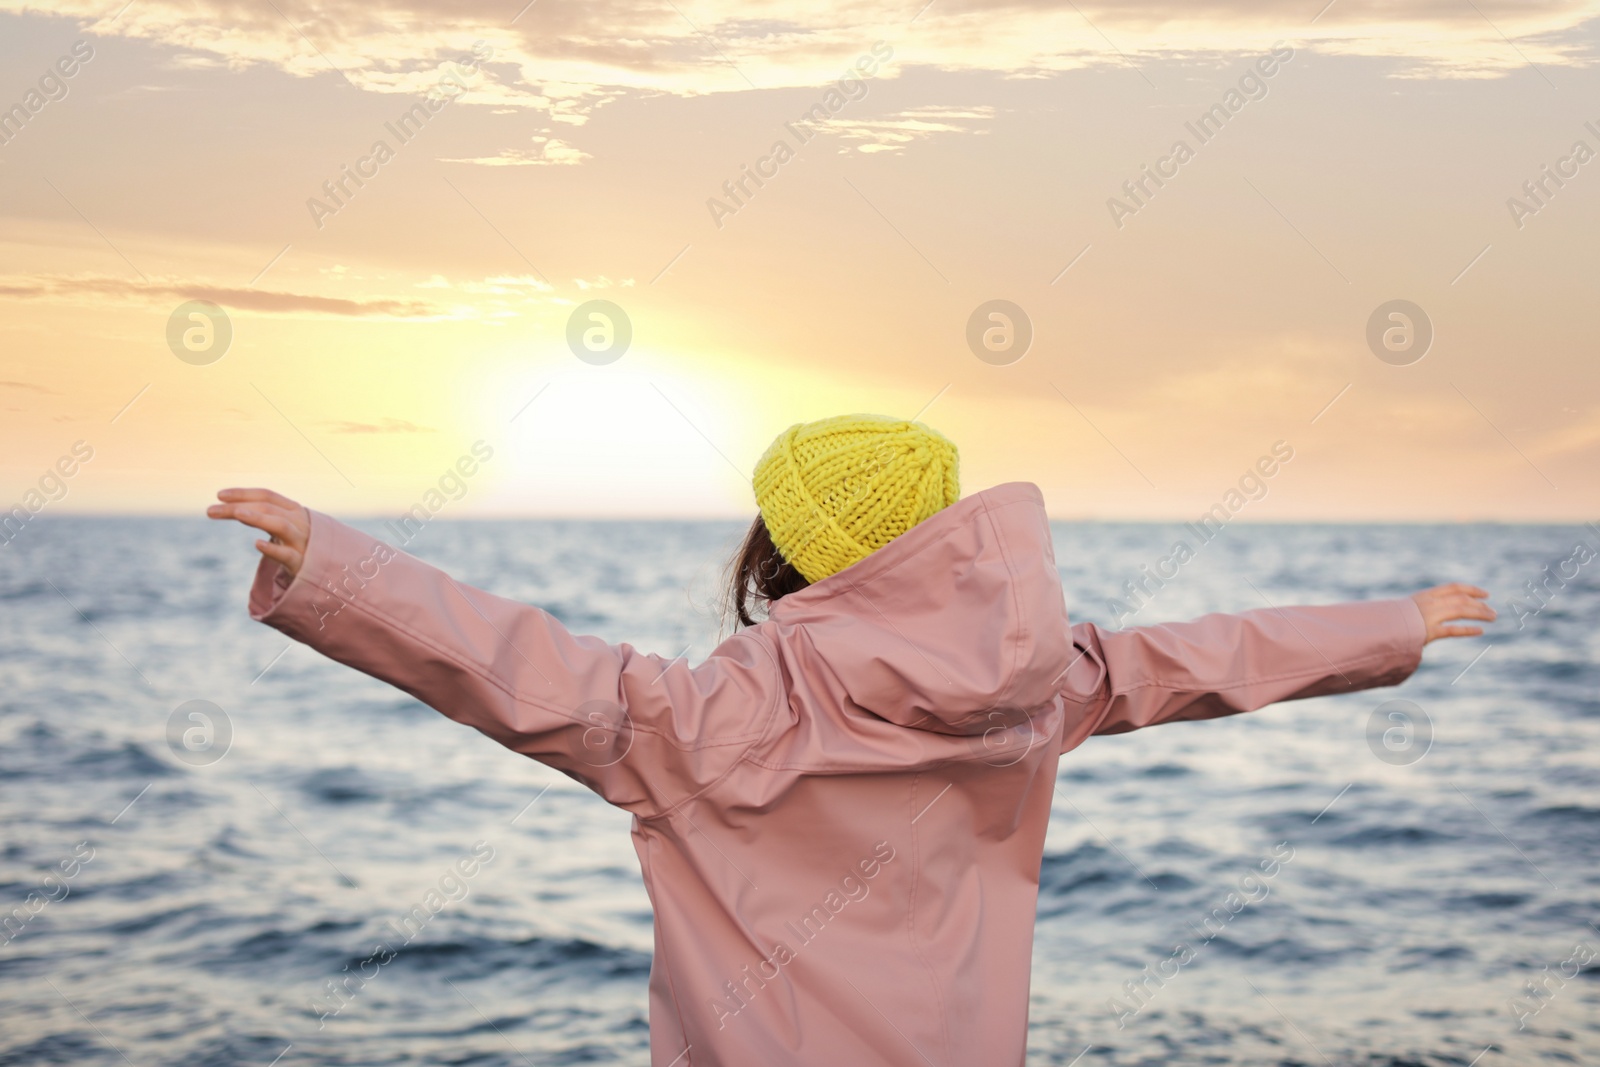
top-left (0, 516), bottom-right (1595, 1066)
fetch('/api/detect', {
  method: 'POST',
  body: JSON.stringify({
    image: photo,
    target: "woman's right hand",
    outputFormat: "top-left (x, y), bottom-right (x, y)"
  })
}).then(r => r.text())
top-left (1410, 582), bottom-right (1495, 643)
top-left (206, 488), bottom-right (311, 578)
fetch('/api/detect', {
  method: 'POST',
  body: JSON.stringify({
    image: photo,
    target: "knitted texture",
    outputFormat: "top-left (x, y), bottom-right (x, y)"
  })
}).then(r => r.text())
top-left (753, 414), bottom-right (960, 584)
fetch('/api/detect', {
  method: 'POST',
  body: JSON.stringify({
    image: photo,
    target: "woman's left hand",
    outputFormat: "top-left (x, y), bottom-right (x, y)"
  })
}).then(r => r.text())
top-left (1411, 583), bottom-right (1495, 643)
top-left (206, 488), bottom-right (311, 578)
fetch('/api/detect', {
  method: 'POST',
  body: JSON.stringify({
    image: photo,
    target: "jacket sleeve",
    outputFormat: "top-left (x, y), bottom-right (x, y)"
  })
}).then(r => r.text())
top-left (247, 511), bottom-right (780, 818)
top-left (1056, 598), bottom-right (1427, 752)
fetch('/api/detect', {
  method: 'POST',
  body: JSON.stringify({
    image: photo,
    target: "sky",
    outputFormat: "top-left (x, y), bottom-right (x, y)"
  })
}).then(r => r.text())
top-left (2, 0), bottom-right (1598, 520)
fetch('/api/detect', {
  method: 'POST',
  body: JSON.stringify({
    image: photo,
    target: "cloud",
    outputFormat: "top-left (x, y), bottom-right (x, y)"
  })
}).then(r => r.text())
top-left (820, 105), bottom-right (999, 153)
top-left (1526, 404), bottom-right (1600, 459)
top-left (0, 274), bottom-right (448, 318)
top-left (0, 380), bottom-right (55, 393)
top-left (439, 135), bottom-right (592, 166)
top-left (7, 0), bottom-right (1591, 135)
top-left (324, 417), bottom-right (436, 433)
top-left (410, 273), bottom-right (555, 294)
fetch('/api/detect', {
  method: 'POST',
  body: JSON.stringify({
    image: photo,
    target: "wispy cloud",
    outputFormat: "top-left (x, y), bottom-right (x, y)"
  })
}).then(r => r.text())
top-left (439, 135), bottom-right (591, 167)
top-left (0, 274), bottom-right (448, 318)
top-left (822, 105), bottom-right (999, 153)
top-left (412, 273), bottom-right (556, 294)
top-left (324, 417), bottom-right (436, 434)
top-left (1525, 404), bottom-right (1600, 459)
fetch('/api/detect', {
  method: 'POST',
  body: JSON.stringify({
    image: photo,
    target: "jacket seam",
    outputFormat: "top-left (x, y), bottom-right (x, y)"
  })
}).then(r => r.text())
top-left (640, 632), bottom-right (786, 824)
top-left (1103, 645), bottom-right (1411, 698)
top-left (982, 491), bottom-right (1029, 711)
top-left (745, 645), bottom-right (1408, 772)
top-left (637, 831), bottom-right (696, 1065)
top-left (740, 712), bottom-right (1065, 773)
top-left (904, 773), bottom-right (953, 1063)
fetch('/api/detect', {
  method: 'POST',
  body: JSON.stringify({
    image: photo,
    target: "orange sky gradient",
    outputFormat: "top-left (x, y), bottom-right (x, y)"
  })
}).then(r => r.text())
top-left (2, 0), bottom-right (1598, 520)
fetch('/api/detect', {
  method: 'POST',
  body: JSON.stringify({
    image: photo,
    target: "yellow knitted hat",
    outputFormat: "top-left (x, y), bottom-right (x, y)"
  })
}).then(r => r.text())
top-left (753, 414), bottom-right (960, 584)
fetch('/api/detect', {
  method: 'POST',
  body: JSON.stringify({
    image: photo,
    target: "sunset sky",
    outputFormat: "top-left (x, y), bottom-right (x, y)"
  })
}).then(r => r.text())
top-left (2, 0), bottom-right (1597, 520)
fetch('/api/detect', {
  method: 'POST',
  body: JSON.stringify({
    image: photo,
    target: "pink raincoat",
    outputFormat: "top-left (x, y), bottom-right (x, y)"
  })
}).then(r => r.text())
top-left (248, 482), bottom-right (1426, 1065)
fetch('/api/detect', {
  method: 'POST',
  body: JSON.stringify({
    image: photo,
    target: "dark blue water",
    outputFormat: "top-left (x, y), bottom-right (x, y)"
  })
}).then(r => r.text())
top-left (1, 516), bottom-right (1596, 1065)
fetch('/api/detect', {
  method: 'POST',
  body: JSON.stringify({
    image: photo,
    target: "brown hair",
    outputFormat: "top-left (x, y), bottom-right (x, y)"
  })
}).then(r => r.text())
top-left (726, 515), bottom-right (809, 628)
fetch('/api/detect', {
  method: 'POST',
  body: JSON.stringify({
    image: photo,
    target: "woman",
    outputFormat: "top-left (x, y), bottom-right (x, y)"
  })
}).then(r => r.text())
top-left (208, 414), bottom-right (1492, 1066)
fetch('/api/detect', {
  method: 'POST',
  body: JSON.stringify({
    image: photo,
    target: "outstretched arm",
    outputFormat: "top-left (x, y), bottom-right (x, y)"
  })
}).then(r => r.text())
top-left (1056, 585), bottom-right (1493, 751)
top-left (207, 489), bottom-right (777, 816)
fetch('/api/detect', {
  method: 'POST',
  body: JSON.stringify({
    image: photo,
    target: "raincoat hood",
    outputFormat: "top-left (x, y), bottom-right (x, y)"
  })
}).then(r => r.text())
top-left (764, 482), bottom-right (1072, 736)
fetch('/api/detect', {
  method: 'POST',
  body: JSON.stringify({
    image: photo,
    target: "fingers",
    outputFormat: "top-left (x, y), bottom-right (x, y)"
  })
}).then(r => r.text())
top-left (207, 500), bottom-right (308, 541)
top-left (1435, 624), bottom-right (1485, 638)
top-left (207, 501), bottom-right (296, 536)
top-left (255, 539), bottom-right (303, 573)
top-left (207, 489), bottom-right (311, 579)
top-left (205, 501), bottom-right (258, 523)
top-left (216, 487), bottom-right (301, 510)
top-left (233, 507), bottom-right (301, 543)
top-left (1420, 582), bottom-right (1489, 601)
top-left (1437, 595), bottom-right (1496, 622)
top-left (1413, 582), bottom-right (1496, 644)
